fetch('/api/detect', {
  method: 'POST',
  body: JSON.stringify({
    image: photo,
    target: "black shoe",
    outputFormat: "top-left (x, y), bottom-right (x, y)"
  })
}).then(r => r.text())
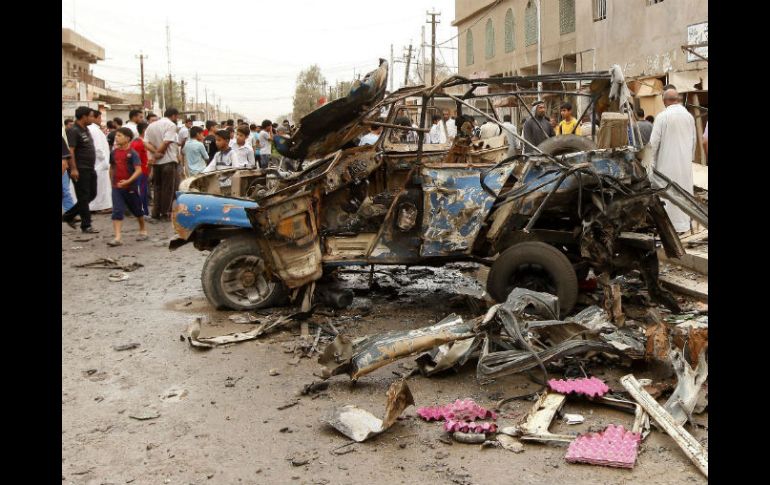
top-left (63, 219), bottom-right (77, 229)
top-left (82, 227), bottom-right (100, 234)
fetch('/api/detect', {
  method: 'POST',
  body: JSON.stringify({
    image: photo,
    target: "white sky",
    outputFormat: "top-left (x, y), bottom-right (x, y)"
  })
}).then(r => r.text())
top-left (61, 0), bottom-right (457, 121)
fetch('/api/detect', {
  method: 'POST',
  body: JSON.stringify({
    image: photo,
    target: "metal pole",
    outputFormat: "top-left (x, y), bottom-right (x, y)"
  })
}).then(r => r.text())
top-left (136, 53), bottom-right (146, 110)
top-left (389, 44), bottom-right (394, 92)
top-left (426, 11), bottom-right (440, 86)
top-left (421, 26), bottom-right (426, 83)
top-left (404, 44), bottom-right (413, 87)
top-left (536, 0), bottom-right (542, 99)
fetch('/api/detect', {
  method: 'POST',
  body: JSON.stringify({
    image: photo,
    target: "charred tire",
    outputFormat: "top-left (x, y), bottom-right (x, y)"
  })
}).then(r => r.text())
top-left (201, 235), bottom-right (287, 311)
top-left (537, 134), bottom-right (596, 156)
top-left (486, 241), bottom-right (579, 316)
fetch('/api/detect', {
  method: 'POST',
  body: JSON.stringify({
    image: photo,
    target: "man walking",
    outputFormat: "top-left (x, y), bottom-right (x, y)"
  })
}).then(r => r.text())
top-left (63, 106), bottom-right (99, 233)
top-left (144, 107), bottom-right (181, 222)
top-left (648, 88), bottom-right (696, 234)
top-left (88, 109), bottom-right (112, 212)
top-left (522, 100), bottom-right (555, 153)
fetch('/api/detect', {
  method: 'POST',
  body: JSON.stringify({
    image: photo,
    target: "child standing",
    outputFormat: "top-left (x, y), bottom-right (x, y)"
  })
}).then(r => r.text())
top-left (108, 127), bottom-right (148, 246)
top-left (202, 130), bottom-right (236, 172)
top-left (130, 122), bottom-right (151, 217)
top-left (183, 126), bottom-right (210, 175)
top-left (231, 125), bottom-right (256, 168)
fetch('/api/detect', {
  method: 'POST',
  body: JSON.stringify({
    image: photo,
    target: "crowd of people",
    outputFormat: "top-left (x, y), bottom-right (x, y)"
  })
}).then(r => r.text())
top-left (62, 90), bottom-right (706, 244)
top-left (62, 106), bottom-right (295, 246)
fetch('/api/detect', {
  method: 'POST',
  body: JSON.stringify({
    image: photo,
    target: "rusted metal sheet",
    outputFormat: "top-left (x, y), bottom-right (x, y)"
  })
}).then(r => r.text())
top-left (420, 165), bottom-right (514, 257)
top-left (324, 379), bottom-right (414, 442)
top-left (246, 194), bottom-right (322, 288)
top-left (318, 314), bottom-right (475, 380)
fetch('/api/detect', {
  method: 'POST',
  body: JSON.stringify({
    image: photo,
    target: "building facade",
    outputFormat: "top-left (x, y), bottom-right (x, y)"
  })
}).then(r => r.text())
top-left (453, 0), bottom-right (708, 161)
top-left (454, 0), bottom-right (707, 81)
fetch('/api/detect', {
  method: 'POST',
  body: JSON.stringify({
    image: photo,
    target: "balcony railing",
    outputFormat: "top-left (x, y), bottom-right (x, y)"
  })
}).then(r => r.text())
top-left (74, 71), bottom-right (105, 89)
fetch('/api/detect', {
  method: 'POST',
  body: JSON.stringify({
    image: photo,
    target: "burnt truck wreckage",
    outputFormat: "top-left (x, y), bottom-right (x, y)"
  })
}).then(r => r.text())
top-left (169, 60), bottom-right (707, 316)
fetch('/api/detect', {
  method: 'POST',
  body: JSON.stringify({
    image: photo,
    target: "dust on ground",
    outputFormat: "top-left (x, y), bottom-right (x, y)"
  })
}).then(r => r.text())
top-left (62, 214), bottom-right (707, 485)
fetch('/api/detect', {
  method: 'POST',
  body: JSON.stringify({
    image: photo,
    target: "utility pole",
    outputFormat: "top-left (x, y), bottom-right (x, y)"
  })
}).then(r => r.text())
top-left (180, 79), bottom-right (186, 112)
top-left (204, 86), bottom-right (208, 120)
top-left (426, 11), bottom-right (441, 86)
top-left (194, 73), bottom-right (199, 113)
top-left (389, 44), bottom-right (394, 92)
top-left (421, 26), bottom-right (426, 83)
top-left (534, 0), bottom-right (542, 99)
top-left (404, 44), bottom-right (413, 86)
top-left (136, 52), bottom-right (147, 110)
top-left (166, 21), bottom-right (174, 107)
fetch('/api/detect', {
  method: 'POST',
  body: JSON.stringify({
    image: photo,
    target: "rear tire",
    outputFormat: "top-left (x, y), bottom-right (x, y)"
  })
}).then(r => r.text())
top-left (201, 234), bottom-right (287, 311)
top-left (486, 241), bottom-right (579, 316)
top-left (537, 134), bottom-right (596, 156)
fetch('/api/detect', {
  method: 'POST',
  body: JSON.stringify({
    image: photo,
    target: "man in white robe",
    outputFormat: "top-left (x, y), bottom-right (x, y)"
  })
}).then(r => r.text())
top-left (648, 88), bottom-right (696, 233)
top-left (88, 110), bottom-right (112, 211)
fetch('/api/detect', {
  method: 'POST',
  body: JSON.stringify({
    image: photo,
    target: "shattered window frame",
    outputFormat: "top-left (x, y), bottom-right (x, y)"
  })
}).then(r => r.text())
top-left (485, 18), bottom-right (495, 59)
top-left (466, 29), bottom-right (475, 66)
top-left (525, 2), bottom-right (538, 46)
top-left (560, 0), bottom-right (576, 35)
top-left (504, 8), bottom-right (515, 52)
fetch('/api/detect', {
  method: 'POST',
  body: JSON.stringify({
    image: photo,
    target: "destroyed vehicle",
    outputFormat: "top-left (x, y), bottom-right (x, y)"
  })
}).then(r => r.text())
top-left (170, 60), bottom-right (706, 315)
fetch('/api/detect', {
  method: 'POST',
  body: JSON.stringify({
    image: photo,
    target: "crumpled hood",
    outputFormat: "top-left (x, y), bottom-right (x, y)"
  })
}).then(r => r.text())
top-left (275, 59), bottom-right (389, 161)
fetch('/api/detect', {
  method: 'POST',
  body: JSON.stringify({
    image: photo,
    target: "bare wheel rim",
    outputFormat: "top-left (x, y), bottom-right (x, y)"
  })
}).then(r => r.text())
top-left (219, 255), bottom-right (275, 307)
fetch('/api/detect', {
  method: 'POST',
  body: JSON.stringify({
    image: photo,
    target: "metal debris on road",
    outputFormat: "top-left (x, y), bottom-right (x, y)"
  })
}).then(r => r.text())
top-left (324, 379), bottom-right (414, 442)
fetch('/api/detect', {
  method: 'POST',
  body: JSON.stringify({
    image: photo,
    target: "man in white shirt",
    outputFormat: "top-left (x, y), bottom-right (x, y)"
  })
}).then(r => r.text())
top-left (428, 114), bottom-right (447, 144)
top-left (443, 110), bottom-right (457, 142)
top-left (359, 122), bottom-right (383, 146)
top-left (231, 125), bottom-right (256, 168)
top-left (479, 119), bottom-right (502, 140)
top-left (257, 120), bottom-right (274, 169)
top-left (144, 107), bottom-right (181, 221)
top-left (648, 88), bottom-right (696, 234)
top-left (87, 109), bottom-right (112, 212)
top-left (124, 109), bottom-right (144, 139)
top-left (501, 115), bottom-right (519, 153)
top-left (178, 118), bottom-right (193, 149)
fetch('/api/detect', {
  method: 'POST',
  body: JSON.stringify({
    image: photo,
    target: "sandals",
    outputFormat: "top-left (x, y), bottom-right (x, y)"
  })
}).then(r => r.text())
top-left (136, 234), bottom-right (149, 241)
top-left (107, 239), bottom-right (123, 247)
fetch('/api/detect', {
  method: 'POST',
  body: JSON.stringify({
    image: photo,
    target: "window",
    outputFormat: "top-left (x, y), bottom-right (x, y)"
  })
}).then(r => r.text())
top-left (525, 1), bottom-right (538, 46)
top-left (593, 0), bottom-right (606, 21)
top-left (504, 8), bottom-right (515, 52)
top-left (485, 19), bottom-right (495, 59)
top-left (466, 29), bottom-right (474, 66)
top-left (560, 0), bottom-right (575, 34)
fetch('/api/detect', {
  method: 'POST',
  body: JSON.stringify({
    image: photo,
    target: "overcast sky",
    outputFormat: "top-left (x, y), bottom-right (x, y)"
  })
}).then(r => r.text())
top-left (62, 0), bottom-right (457, 121)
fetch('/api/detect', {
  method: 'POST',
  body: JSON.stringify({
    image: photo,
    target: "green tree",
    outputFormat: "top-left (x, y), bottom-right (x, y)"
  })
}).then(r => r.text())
top-left (292, 65), bottom-right (327, 122)
top-left (146, 76), bottom-right (185, 111)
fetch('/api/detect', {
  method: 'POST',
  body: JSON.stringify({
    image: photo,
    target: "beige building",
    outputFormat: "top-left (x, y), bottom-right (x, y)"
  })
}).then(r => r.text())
top-left (453, 0), bottom-right (708, 160)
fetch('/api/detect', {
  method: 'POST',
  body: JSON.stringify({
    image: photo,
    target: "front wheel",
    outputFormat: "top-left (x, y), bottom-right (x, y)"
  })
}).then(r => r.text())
top-left (486, 241), bottom-right (579, 316)
top-left (201, 235), bottom-right (287, 310)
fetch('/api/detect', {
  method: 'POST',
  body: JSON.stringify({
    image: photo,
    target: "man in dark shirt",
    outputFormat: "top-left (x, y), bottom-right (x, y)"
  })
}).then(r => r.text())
top-left (522, 100), bottom-right (555, 153)
top-left (63, 106), bottom-right (100, 233)
top-left (634, 108), bottom-right (654, 145)
top-left (203, 120), bottom-right (219, 160)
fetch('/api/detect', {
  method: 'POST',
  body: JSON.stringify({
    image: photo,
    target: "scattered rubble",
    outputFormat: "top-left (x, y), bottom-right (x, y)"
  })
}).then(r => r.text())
top-left (75, 257), bottom-right (143, 272)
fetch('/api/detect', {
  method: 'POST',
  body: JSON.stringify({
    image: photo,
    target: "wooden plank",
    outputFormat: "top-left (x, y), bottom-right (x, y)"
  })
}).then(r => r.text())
top-left (659, 274), bottom-right (708, 302)
top-left (620, 374), bottom-right (708, 477)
